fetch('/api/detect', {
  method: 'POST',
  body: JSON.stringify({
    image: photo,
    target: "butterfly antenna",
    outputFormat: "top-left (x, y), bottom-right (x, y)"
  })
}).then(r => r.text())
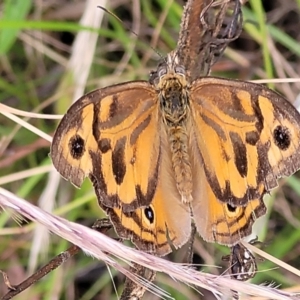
top-left (97, 6), bottom-right (165, 61)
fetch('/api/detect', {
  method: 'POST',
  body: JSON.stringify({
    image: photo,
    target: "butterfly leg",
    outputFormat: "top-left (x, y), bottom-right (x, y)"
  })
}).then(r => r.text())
top-left (120, 263), bottom-right (156, 300)
top-left (0, 218), bottom-right (113, 300)
top-left (92, 217), bottom-right (114, 234)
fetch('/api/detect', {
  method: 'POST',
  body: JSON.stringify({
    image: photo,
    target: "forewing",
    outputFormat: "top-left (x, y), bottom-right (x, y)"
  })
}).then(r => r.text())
top-left (190, 77), bottom-right (300, 207)
top-left (51, 81), bottom-right (160, 211)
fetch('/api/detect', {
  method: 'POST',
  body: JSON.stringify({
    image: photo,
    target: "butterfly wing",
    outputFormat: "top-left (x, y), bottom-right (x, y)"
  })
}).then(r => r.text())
top-left (100, 181), bottom-right (191, 256)
top-left (98, 125), bottom-right (191, 255)
top-left (51, 81), bottom-right (161, 211)
top-left (189, 77), bottom-right (300, 245)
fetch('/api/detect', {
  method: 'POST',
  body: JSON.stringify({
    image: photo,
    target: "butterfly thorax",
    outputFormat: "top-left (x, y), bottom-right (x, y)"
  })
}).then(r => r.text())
top-left (159, 75), bottom-right (189, 126)
top-left (154, 57), bottom-right (189, 126)
top-left (154, 59), bottom-right (193, 203)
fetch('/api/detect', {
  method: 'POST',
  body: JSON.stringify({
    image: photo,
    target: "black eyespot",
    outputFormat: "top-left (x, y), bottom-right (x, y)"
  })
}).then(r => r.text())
top-left (273, 125), bottom-right (291, 150)
top-left (69, 134), bottom-right (85, 159)
top-left (227, 204), bottom-right (236, 213)
top-left (144, 206), bottom-right (155, 224)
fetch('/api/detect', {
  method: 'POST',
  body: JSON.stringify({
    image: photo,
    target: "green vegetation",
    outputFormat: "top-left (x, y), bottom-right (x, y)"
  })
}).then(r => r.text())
top-left (0, 0), bottom-right (300, 299)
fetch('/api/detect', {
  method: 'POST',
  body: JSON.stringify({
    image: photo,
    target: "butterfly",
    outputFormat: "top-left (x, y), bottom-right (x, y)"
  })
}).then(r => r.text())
top-left (50, 0), bottom-right (300, 257)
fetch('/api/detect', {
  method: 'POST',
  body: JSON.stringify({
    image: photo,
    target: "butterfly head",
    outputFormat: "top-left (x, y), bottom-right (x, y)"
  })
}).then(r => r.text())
top-left (150, 52), bottom-right (190, 124)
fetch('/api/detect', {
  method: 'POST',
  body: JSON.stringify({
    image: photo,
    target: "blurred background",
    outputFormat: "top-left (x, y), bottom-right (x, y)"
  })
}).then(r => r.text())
top-left (0, 0), bottom-right (300, 299)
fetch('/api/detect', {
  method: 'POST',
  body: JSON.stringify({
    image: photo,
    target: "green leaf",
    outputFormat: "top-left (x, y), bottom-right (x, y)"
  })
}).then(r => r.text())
top-left (0, 0), bottom-right (32, 55)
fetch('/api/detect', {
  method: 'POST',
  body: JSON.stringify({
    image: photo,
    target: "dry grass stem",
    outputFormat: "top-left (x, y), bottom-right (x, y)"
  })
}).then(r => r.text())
top-left (0, 188), bottom-right (299, 300)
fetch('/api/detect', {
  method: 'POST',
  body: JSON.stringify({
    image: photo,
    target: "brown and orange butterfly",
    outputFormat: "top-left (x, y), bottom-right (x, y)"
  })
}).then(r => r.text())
top-left (50, 1), bottom-right (300, 257)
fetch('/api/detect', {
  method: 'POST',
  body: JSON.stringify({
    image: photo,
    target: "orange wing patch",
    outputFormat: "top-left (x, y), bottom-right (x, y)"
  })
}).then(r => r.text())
top-left (51, 82), bottom-right (162, 211)
top-left (190, 77), bottom-right (300, 208)
top-left (191, 165), bottom-right (266, 245)
top-left (101, 167), bottom-right (191, 255)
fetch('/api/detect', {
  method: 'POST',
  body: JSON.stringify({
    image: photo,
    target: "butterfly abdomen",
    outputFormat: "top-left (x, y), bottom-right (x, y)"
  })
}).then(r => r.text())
top-left (167, 124), bottom-right (193, 203)
top-left (158, 73), bottom-right (193, 203)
